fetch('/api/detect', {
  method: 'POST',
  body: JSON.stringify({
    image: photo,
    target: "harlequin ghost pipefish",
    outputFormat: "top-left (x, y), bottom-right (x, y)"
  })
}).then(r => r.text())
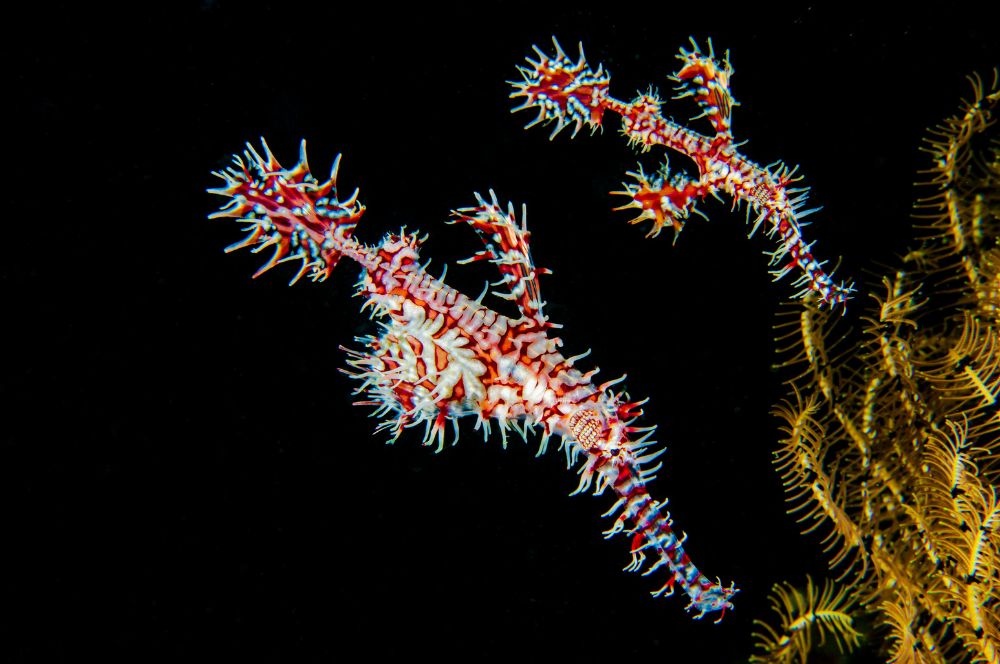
top-left (511, 38), bottom-right (855, 309)
top-left (208, 140), bottom-right (737, 620)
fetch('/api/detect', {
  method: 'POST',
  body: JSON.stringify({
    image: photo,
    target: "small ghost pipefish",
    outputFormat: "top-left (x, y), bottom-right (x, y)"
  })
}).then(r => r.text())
top-left (511, 37), bottom-right (855, 309)
top-left (207, 139), bottom-right (737, 620)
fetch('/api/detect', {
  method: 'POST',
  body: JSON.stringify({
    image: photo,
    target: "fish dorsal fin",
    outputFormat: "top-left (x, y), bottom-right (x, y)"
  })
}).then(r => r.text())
top-left (449, 190), bottom-right (551, 323)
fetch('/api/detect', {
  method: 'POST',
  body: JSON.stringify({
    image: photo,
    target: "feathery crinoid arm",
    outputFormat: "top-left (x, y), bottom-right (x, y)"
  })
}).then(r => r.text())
top-left (511, 38), bottom-right (855, 309)
top-left (751, 576), bottom-right (862, 664)
top-left (920, 422), bottom-right (1000, 663)
top-left (768, 72), bottom-right (999, 664)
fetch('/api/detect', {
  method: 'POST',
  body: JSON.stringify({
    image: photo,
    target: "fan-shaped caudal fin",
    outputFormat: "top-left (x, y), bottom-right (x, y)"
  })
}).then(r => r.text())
top-left (449, 190), bottom-right (552, 324)
top-left (208, 138), bottom-right (364, 285)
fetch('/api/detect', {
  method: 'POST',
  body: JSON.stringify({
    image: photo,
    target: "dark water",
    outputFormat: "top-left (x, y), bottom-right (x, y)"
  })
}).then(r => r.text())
top-left (9, 3), bottom-right (994, 661)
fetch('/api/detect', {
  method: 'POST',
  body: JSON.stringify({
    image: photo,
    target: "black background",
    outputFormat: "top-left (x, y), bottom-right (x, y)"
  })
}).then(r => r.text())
top-left (8, 2), bottom-right (996, 662)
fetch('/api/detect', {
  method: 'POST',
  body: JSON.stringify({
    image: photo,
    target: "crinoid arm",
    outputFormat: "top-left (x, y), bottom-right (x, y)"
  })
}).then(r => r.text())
top-left (766, 71), bottom-right (999, 664)
top-left (750, 576), bottom-right (861, 664)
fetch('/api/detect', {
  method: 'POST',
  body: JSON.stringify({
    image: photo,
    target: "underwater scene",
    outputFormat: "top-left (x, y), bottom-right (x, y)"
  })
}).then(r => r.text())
top-left (12, 3), bottom-right (997, 662)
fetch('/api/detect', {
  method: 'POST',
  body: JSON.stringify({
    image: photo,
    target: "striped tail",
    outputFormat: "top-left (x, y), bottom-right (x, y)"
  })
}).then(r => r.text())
top-left (208, 139), bottom-right (364, 285)
top-left (602, 457), bottom-right (738, 621)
